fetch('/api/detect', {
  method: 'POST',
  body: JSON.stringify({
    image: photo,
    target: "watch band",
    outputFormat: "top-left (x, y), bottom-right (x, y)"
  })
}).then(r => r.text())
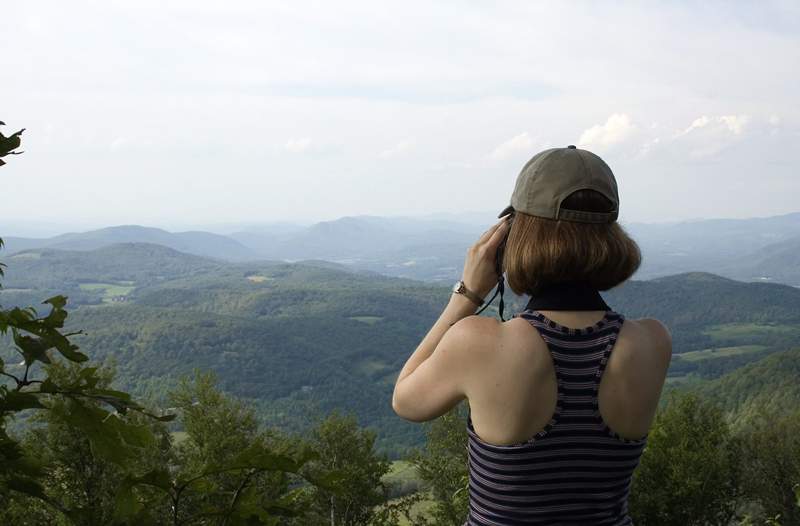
top-left (454, 280), bottom-right (484, 307)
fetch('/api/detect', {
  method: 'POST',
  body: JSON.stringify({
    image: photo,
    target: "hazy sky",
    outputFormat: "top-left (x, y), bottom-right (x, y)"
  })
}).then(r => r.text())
top-left (2, 1), bottom-right (799, 233)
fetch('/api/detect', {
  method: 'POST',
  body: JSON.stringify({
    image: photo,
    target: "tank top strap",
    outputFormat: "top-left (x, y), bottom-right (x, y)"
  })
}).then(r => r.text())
top-left (513, 308), bottom-right (626, 402)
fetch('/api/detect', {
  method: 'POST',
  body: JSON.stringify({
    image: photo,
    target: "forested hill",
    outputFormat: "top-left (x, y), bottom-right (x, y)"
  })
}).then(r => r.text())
top-left (2, 243), bottom-right (800, 455)
top-left (691, 347), bottom-right (800, 420)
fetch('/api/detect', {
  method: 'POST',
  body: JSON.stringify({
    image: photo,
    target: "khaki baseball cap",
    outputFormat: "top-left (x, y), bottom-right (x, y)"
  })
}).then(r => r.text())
top-left (498, 145), bottom-right (619, 223)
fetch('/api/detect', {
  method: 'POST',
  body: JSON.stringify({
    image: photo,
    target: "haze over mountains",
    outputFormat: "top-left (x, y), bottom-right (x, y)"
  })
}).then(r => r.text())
top-left (3, 211), bottom-right (800, 287)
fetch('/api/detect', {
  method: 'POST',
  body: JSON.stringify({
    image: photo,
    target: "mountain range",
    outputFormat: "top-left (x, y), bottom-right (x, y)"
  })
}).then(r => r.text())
top-left (3, 211), bottom-right (800, 286)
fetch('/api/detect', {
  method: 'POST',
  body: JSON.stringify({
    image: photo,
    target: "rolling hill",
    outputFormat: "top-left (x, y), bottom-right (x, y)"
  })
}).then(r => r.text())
top-left (2, 225), bottom-right (258, 261)
top-left (3, 211), bottom-right (799, 286)
top-left (3, 243), bottom-right (800, 455)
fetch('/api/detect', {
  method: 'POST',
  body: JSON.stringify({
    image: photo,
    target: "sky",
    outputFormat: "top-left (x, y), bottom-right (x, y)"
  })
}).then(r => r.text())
top-left (1, 1), bottom-right (799, 234)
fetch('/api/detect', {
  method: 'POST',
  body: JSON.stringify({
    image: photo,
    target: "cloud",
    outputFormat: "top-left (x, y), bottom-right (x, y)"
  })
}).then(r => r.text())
top-left (284, 137), bottom-right (313, 153)
top-left (719, 114), bottom-right (749, 135)
top-left (677, 115), bottom-right (711, 137)
top-left (675, 114), bottom-right (749, 139)
top-left (671, 114), bottom-right (751, 158)
top-left (489, 132), bottom-right (537, 160)
top-left (379, 140), bottom-right (414, 158)
top-left (577, 113), bottom-right (636, 151)
top-left (110, 137), bottom-right (129, 151)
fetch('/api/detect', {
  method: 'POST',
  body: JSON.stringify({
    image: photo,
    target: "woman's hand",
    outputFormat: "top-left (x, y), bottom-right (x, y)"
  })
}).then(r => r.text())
top-left (461, 214), bottom-right (512, 299)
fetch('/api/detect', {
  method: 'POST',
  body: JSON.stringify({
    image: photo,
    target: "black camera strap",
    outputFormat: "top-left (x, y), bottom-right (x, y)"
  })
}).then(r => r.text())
top-left (525, 280), bottom-right (610, 312)
top-left (476, 279), bottom-right (610, 322)
top-left (474, 275), bottom-right (507, 321)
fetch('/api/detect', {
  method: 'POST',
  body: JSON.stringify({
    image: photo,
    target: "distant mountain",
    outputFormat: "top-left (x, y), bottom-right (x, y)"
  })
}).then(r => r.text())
top-left (625, 211), bottom-right (800, 283)
top-left (231, 212), bottom-right (800, 285)
top-left (2, 225), bottom-right (258, 261)
top-left (230, 215), bottom-right (476, 262)
top-left (3, 210), bottom-right (800, 286)
top-left (724, 233), bottom-right (800, 285)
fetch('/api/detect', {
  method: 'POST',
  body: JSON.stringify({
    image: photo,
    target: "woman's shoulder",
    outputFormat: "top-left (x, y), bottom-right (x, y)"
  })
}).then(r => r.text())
top-left (633, 317), bottom-right (673, 359)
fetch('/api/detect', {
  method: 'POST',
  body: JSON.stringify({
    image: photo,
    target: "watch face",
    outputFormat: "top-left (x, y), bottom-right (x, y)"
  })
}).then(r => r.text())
top-left (453, 281), bottom-right (464, 293)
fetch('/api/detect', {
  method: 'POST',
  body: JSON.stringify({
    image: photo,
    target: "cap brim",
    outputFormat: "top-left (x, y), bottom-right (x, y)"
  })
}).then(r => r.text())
top-left (498, 205), bottom-right (515, 218)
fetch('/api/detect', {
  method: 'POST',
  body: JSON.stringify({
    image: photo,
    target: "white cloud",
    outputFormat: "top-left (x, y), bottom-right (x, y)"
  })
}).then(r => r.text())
top-left (720, 114), bottom-right (749, 135)
top-left (677, 115), bottom-right (711, 137)
top-left (110, 137), bottom-right (129, 151)
top-left (577, 113), bottom-right (636, 151)
top-left (638, 136), bottom-right (661, 157)
top-left (670, 114), bottom-right (752, 158)
top-left (284, 137), bottom-right (313, 153)
top-left (1, 2), bottom-right (797, 225)
top-left (489, 132), bottom-right (537, 160)
top-left (676, 114), bottom-right (749, 139)
top-left (379, 140), bottom-right (414, 158)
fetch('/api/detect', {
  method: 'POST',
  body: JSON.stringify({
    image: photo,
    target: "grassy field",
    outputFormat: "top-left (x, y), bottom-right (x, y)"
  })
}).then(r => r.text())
top-left (246, 275), bottom-right (273, 283)
top-left (78, 282), bottom-right (136, 301)
top-left (170, 431), bottom-right (189, 445)
top-left (677, 345), bottom-right (768, 362)
top-left (703, 322), bottom-right (800, 340)
top-left (380, 461), bottom-right (436, 524)
top-left (356, 358), bottom-right (392, 376)
top-left (382, 460), bottom-right (419, 487)
top-left (348, 315), bottom-right (384, 325)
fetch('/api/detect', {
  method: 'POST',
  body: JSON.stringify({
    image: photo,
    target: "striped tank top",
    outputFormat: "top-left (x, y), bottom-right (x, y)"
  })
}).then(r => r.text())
top-left (465, 308), bottom-right (647, 526)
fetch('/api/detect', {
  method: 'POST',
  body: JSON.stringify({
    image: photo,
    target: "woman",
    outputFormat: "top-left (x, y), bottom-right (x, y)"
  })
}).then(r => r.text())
top-left (392, 145), bottom-right (672, 525)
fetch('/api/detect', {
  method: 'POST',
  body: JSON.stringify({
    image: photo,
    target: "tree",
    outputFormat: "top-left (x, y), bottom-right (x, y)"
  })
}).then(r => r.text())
top-left (0, 361), bottom-right (174, 525)
top-left (736, 409), bottom-right (800, 524)
top-left (629, 391), bottom-right (743, 526)
top-left (0, 121), bottom-right (24, 167)
top-left (407, 401), bottom-right (469, 526)
top-left (299, 409), bottom-right (391, 526)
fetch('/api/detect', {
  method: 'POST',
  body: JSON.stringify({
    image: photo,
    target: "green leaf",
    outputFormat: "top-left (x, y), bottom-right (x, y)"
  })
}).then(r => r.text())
top-left (131, 468), bottom-right (173, 492)
top-left (6, 475), bottom-right (47, 499)
top-left (59, 400), bottom-right (155, 465)
top-left (54, 342), bottom-right (89, 363)
top-left (43, 295), bottom-right (67, 310)
top-left (13, 330), bottom-right (53, 365)
top-left (0, 391), bottom-right (45, 411)
top-left (0, 127), bottom-right (24, 158)
top-left (113, 480), bottom-right (144, 522)
top-left (39, 377), bottom-right (58, 393)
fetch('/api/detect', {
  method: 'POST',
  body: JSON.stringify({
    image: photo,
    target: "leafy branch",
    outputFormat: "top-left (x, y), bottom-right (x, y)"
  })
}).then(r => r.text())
top-left (0, 121), bottom-right (24, 167)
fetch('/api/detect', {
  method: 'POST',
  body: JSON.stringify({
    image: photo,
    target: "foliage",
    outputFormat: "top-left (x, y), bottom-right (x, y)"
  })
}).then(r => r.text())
top-left (629, 391), bottom-right (743, 526)
top-left (0, 361), bottom-right (174, 525)
top-left (135, 370), bottom-right (329, 526)
top-left (690, 348), bottom-right (800, 423)
top-left (735, 409), bottom-right (800, 525)
top-left (407, 402), bottom-right (469, 526)
top-left (0, 287), bottom-right (175, 520)
top-left (0, 121), bottom-right (24, 167)
top-left (295, 409), bottom-right (392, 526)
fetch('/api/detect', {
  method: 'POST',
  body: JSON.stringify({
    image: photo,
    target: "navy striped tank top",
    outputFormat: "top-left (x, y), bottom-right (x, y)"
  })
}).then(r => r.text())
top-left (465, 308), bottom-right (647, 526)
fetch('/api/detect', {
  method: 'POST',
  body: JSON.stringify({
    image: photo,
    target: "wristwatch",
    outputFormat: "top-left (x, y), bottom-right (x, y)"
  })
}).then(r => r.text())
top-left (452, 280), bottom-right (484, 307)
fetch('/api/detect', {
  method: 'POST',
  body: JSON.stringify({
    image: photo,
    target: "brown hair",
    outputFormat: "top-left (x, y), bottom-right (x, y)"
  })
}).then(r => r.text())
top-left (503, 189), bottom-right (641, 295)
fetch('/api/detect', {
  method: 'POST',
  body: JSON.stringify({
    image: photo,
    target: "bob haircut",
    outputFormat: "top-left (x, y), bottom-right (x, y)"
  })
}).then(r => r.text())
top-left (503, 189), bottom-right (641, 296)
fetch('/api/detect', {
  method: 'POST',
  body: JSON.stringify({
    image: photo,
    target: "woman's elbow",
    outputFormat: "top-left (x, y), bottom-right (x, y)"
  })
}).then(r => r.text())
top-left (391, 388), bottom-right (425, 422)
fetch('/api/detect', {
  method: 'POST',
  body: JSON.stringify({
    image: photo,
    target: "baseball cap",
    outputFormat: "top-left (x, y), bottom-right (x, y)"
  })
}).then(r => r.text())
top-left (498, 145), bottom-right (619, 223)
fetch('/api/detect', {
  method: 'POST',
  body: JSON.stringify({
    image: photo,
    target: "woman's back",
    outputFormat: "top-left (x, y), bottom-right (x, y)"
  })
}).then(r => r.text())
top-left (464, 307), bottom-right (671, 525)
